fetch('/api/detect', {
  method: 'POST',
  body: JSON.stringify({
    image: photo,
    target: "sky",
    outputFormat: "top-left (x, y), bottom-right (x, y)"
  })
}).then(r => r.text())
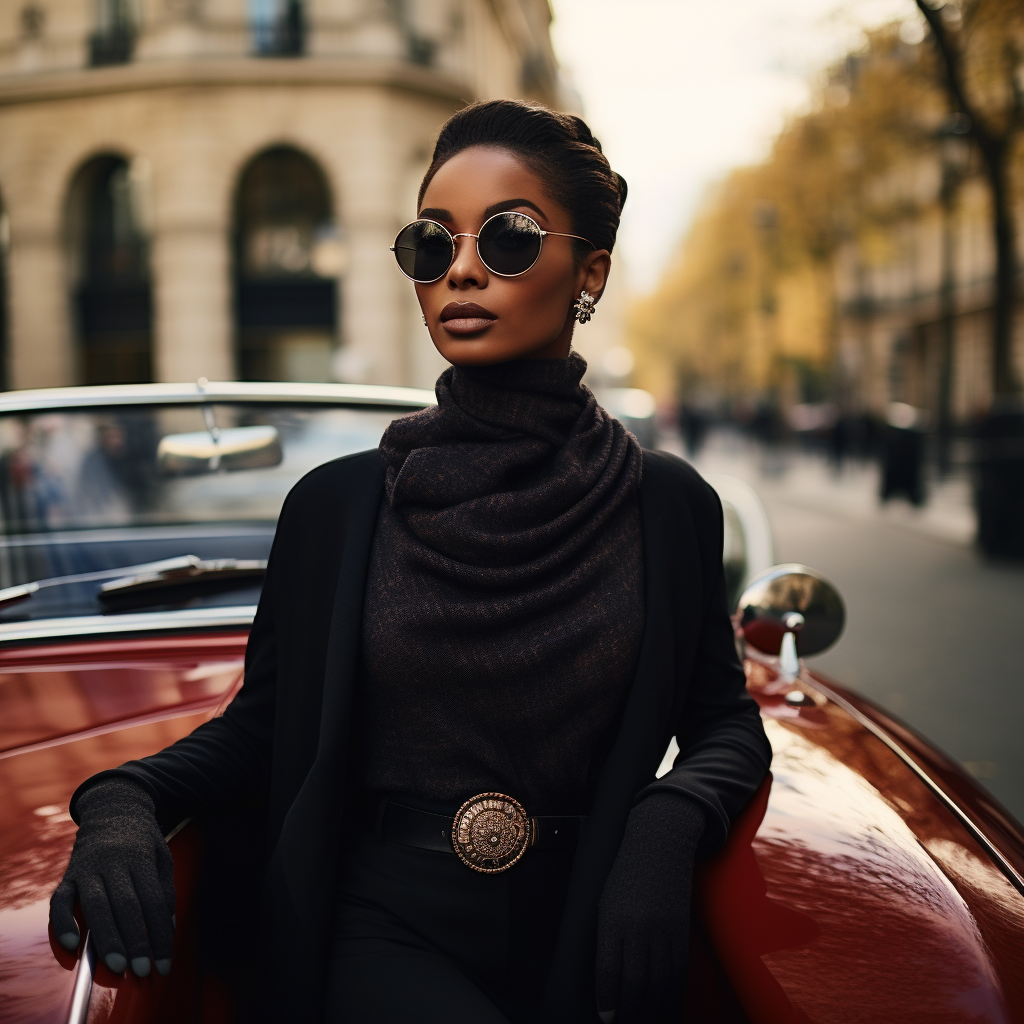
top-left (549, 0), bottom-right (918, 295)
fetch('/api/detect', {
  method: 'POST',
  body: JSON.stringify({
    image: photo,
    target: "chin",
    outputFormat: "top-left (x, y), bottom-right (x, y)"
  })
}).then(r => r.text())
top-left (435, 329), bottom-right (570, 366)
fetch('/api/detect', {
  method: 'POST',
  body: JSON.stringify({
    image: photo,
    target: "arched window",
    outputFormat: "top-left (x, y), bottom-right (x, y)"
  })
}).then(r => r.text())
top-left (233, 147), bottom-right (341, 381)
top-left (66, 155), bottom-right (153, 385)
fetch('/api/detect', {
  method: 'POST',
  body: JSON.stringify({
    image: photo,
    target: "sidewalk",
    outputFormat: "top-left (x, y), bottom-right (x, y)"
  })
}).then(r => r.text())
top-left (659, 428), bottom-right (976, 548)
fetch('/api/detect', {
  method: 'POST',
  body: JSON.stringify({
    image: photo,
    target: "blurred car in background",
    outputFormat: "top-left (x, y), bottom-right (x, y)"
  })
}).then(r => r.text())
top-left (594, 387), bottom-right (657, 449)
top-left (0, 381), bottom-right (1021, 1024)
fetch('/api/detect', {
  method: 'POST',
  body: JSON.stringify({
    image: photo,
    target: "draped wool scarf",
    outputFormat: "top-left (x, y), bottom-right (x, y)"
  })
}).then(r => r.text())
top-left (356, 352), bottom-right (644, 814)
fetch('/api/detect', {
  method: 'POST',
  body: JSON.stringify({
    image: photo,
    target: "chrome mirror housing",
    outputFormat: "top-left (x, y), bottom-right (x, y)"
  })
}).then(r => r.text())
top-left (157, 425), bottom-right (283, 476)
top-left (737, 563), bottom-right (845, 658)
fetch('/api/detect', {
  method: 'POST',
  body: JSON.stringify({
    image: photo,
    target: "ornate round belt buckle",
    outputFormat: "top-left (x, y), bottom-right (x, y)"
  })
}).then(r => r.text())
top-left (452, 792), bottom-right (531, 873)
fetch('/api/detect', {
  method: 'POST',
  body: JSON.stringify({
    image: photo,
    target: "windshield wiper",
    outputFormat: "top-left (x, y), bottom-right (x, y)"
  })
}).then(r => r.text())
top-left (0, 555), bottom-right (267, 612)
top-left (98, 556), bottom-right (266, 604)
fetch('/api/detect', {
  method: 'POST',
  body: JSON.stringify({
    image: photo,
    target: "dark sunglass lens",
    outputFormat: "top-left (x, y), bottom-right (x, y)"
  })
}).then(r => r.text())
top-left (394, 221), bottom-right (453, 281)
top-left (479, 213), bottom-right (542, 275)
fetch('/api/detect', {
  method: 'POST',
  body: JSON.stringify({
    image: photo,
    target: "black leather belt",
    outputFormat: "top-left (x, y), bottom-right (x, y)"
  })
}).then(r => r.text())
top-left (366, 793), bottom-right (584, 873)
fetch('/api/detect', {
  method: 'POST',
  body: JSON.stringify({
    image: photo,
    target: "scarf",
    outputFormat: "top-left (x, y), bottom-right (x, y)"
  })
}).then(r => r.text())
top-left (356, 352), bottom-right (644, 814)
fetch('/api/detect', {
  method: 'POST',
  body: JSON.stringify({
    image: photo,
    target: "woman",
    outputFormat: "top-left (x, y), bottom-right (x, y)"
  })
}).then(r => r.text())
top-left (50, 100), bottom-right (770, 1024)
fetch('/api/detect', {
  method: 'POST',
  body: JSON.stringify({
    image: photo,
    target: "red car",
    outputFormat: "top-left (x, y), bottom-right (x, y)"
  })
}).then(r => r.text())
top-left (0, 383), bottom-right (1021, 1024)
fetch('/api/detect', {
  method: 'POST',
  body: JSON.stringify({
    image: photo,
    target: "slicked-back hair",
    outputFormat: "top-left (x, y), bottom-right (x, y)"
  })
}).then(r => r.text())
top-left (418, 99), bottom-right (627, 259)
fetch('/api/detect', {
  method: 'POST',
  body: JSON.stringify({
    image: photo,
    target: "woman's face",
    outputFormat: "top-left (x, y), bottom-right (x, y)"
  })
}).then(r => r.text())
top-left (413, 146), bottom-right (611, 364)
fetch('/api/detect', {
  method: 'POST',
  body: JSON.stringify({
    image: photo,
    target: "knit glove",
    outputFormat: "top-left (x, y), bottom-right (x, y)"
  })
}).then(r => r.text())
top-left (50, 778), bottom-right (176, 978)
top-left (596, 792), bottom-right (705, 1023)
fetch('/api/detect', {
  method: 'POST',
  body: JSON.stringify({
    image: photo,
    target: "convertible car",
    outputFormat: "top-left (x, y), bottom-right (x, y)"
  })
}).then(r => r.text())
top-left (0, 381), bottom-right (1021, 1024)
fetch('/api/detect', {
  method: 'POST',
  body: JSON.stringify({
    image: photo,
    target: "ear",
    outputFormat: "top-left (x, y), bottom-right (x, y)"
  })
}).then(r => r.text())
top-left (577, 249), bottom-right (612, 303)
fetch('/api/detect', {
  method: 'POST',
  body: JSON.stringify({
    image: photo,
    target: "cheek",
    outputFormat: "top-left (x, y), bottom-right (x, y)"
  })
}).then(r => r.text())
top-left (499, 272), bottom-right (574, 328)
top-left (415, 282), bottom-right (444, 311)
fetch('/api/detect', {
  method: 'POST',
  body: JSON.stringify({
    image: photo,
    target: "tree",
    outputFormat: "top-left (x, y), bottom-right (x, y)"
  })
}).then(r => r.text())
top-left (632, 26), bottom-right (942, 408)
top-left (914, 0), bottom-right (1024, 399)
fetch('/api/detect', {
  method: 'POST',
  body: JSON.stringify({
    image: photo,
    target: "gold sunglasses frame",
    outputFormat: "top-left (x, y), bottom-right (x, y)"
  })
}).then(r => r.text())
top-left (390, 211), bottom-right (593, 283)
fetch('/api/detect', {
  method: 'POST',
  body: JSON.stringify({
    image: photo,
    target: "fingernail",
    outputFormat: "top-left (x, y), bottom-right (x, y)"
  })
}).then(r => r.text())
top-left (58, 931), bottom-right (80, 951)
top-left (599, 1012), bottom-right (616, 1024)
top-left (131, 957), bottom-right (151, 977)
top-left (104, 952), bottom-right (127, 974)
top-left (155, 958), bottom-right (172, 977)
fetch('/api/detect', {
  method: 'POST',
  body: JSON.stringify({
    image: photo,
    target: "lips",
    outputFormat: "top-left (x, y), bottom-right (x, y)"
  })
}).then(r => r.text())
top-left (439, 302), bottom-right (498, 334)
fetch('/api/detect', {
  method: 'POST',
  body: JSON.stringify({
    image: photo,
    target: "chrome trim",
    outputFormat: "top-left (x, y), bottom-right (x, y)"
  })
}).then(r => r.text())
top-left (66, 934), bottom-right (95, 1024)
top-left (0, 555), bottom-right (251, 608)
top-left (0, 380), bottom-right (435, 413)
top-left (99, 557), bottom-right (266, 597)
top-left (0, 605), bottom-right (256, 644)
top-left (809, 675), bottom-right (1024, 898)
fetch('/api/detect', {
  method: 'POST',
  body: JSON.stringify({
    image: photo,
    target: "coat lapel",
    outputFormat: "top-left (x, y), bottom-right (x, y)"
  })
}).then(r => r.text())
top-left (273, 454), bottom-right (385, 943)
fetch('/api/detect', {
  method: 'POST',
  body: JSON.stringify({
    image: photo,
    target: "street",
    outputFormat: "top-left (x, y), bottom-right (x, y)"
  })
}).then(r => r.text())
top-left (669, 429), bottom-right (1024, 824)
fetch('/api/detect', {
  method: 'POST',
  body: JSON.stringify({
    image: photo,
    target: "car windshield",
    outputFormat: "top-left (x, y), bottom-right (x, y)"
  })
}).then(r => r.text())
top-left (0, 402), bottom-right (409, 621)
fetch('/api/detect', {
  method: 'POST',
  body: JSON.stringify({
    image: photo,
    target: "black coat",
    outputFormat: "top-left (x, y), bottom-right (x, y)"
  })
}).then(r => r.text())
top-left (86, 447), bottom-right (771, 1023)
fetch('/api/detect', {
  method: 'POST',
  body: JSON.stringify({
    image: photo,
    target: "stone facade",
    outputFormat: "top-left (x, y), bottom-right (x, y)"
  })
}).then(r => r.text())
top-left (0, 0), bottom-right (561, 389)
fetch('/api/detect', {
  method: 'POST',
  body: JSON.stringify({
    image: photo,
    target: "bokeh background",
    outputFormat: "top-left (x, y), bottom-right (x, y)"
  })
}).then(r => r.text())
top-left (1, 0), bottom-right (1023, 817)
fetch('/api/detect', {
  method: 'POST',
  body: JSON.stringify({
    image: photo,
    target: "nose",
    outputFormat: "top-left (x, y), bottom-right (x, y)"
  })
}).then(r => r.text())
top-left (446, 233), bottom-right (488, 290)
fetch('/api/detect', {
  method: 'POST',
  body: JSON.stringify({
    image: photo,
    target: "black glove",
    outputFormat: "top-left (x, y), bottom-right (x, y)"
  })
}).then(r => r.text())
top-left (50, 778), bottom-right (175, 978)
top-left (596, 792), bottom-right (705, 1023)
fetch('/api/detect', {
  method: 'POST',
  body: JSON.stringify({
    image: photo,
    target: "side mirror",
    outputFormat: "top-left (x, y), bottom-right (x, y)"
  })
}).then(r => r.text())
top-left (157, 425), bottom-right (283, 476)
top-left (737, 563), bottom-right (845, 658)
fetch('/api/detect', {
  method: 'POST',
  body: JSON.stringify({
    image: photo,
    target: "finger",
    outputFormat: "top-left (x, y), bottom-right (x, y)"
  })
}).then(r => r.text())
top-left (154, 840), bottom-right (177, 923)
top-left (669, 930), bottom-right (689, 999)
top-left (78, 876), bottom-right (128, 974)
top-left (615, 938), bottom-right (649, 1024)
top-left (643, 938), bottom-right (676, 1020)
top-left (49, 878), bottom-right (81, 951)
top-left (595, 931), bottom-right (622, 1015)
top-left (133, 860), bottom-right (175, 965)
top-left (152, 842), bottom-right (176, 975)
top-left (104, 870), bottom-right (154, 977)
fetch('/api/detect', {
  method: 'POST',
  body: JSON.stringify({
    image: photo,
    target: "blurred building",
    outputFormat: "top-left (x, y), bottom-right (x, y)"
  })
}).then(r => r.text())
top-left (0, 0), bottom-right (560, 390)
top-left (833, 169), bottom-right (1021, 429)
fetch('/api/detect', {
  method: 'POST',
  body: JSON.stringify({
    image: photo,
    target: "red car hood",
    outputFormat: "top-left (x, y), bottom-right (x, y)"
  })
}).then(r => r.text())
top-left (2, 636), bottom-right (1024, 1024)
top-left (0, 633), bottom-right (245, 1024)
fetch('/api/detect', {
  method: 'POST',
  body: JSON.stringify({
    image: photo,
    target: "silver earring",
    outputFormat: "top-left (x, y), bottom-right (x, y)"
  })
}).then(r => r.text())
top-left (422, 315), bottom-right (427, 327)
top-left (573, 290), bottom-right (596, 324)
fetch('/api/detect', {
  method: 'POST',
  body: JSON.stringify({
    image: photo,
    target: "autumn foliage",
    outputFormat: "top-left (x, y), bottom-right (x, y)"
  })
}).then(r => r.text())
top-left (631, 4), bottom-right (1023, 409)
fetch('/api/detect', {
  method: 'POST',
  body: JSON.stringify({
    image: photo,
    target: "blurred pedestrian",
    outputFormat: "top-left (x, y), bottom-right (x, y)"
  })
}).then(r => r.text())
top-left (679, 401), bottom-right (709, 457)
top-left (880, 403), bottom-right (926, 506)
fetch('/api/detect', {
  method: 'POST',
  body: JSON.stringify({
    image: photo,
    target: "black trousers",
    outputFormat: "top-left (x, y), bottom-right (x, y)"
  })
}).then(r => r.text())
top-left (326, 824), bottom-right (575, 1023)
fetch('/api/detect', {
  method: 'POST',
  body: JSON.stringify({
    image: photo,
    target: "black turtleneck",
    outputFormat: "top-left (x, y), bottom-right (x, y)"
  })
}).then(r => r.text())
top-left (356, 352), bottom-right (645, 814)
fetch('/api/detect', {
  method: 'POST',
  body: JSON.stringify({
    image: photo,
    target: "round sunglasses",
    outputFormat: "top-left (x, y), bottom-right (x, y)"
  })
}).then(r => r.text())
top-left (390, 211), bottom-right (594, 283)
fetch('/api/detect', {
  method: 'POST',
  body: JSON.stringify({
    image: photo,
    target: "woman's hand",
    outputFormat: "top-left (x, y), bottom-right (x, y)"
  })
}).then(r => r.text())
top-left (596, 792), bottom-right (705, 1023)
top-left (49, 778), bottom-right (176, 978)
